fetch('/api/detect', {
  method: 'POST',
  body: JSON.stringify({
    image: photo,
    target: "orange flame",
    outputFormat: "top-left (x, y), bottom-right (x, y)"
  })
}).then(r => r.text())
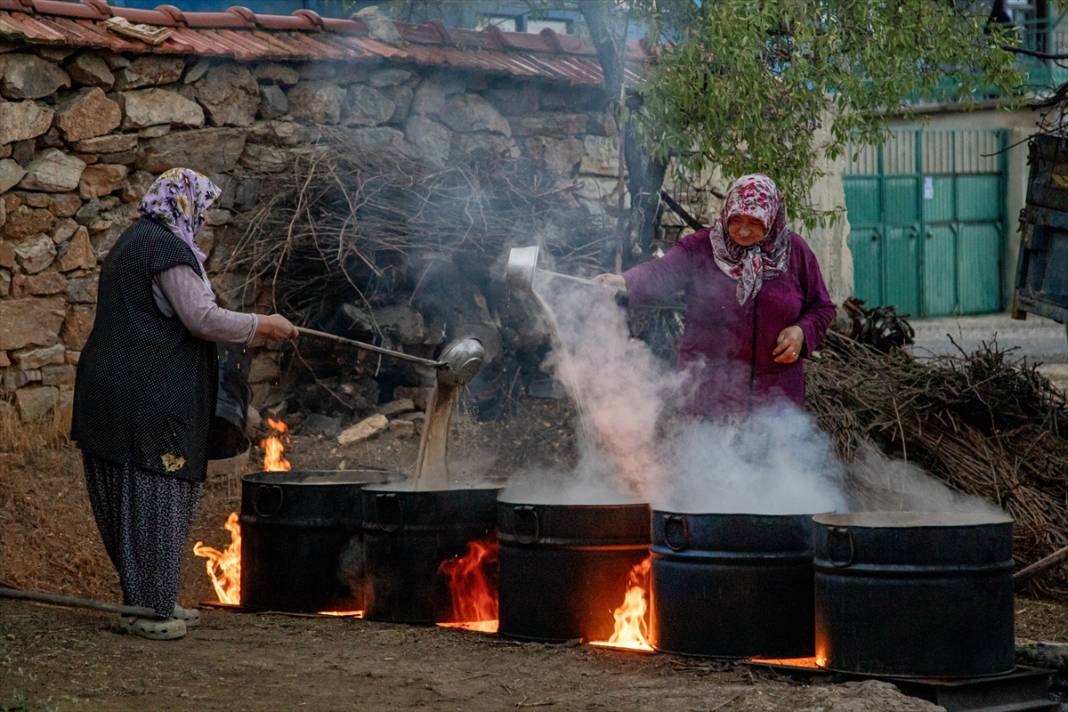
top-left (261, 418), bottom-right (291, 472)
top-left (436, 538), bottom-right (499, 633)
top-left (590, 557), bottom-right (653, 652)
top-left (318, 610), bottom-right (364, 617)
top-left (192, 512), bottom-right (242, 605)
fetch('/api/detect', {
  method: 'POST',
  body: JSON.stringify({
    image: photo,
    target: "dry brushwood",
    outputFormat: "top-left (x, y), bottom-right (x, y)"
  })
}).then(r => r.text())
top-left (808, 332), bottom-right (1068, 597)
top-left (223, 131), bottom-right (617, 326)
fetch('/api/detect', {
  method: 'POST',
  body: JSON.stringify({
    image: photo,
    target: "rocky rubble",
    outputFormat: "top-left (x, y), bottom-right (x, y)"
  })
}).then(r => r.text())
top-left (0, 43), bottom-right (623, 423)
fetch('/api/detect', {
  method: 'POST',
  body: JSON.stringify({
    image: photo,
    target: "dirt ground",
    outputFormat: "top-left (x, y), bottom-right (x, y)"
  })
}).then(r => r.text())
top-left (3, 400), bottom-right (1068, 711)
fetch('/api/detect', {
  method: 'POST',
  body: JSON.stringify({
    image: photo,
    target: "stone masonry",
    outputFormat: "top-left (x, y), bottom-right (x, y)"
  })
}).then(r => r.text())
top-left (0, 49), bottom-right (623, 422)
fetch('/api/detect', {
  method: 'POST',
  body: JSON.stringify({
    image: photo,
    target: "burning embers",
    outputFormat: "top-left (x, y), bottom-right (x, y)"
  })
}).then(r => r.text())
top-left (437, 538), bottom-right (500, 633)
top-left (261, 418), bottom-right (292, 472)
top-left (591, 557), bottom-right (653, 652)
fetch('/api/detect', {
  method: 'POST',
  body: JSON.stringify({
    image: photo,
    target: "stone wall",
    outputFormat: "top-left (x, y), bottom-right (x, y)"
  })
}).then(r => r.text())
top-left (0, 45), bottom-right (624, 422)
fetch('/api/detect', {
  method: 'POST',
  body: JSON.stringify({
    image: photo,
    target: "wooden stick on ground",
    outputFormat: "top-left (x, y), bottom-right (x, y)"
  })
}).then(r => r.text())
top-left (1015, 543), bottom-right (1068, 585)
top-left (0, 585), bottom-right (158, 618)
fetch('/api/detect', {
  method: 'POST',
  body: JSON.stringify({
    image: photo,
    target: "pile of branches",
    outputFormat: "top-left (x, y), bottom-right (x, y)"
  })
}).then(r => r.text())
top-left (225, 130), bottom-right (616, 323)
top-left (809, 329), bottom-right (1068, 597)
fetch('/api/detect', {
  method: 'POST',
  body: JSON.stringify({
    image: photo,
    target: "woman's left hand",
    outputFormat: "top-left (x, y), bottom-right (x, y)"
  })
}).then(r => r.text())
top-left (772, 325), bottom-right (805, 364)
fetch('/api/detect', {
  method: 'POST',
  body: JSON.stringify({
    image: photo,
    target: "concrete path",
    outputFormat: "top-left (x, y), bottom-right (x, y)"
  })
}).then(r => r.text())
top-left (909, 312), bottom-right (1068, 391)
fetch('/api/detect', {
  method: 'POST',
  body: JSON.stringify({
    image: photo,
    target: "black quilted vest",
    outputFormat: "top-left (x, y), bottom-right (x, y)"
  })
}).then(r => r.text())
top-left (72, 218), bottom-right (218, 482)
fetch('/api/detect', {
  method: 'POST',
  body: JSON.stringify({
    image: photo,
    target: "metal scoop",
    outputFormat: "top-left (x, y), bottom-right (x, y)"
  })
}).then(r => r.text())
top-left (505, 245), bottom-right (602, 293)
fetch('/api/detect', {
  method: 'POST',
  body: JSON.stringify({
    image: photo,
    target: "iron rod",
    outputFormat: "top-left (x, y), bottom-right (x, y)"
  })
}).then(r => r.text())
top-left (0, 585), bottom-right (158, 618)
top-left (296, 327), bottom-right (444, 369)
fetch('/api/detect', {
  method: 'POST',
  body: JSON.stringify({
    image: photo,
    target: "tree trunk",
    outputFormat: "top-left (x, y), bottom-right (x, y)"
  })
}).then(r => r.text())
top-left (578, 0), bottom-right (668, 268)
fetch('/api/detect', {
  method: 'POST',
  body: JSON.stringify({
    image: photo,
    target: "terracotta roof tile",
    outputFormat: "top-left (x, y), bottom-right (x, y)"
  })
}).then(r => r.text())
top-left (0, 0), bottom-right (645, 85)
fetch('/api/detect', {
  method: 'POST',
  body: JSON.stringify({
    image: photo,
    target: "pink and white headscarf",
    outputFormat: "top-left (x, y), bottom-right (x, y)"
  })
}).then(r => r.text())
top-left (709, 174), bottom-right (791, 305)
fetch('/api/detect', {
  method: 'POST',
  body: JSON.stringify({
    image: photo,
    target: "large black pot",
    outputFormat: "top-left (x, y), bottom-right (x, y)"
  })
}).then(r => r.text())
top-left (813, 511), bottom-right (1015, 678)
top-left (239, 469), bottom-right (398, 612)
top-left (497, 498), bottom-right (649, 642)
top-left (362, 483), bottom-right (500, 624)
top-left (650, 511), bottom-right (816, 658)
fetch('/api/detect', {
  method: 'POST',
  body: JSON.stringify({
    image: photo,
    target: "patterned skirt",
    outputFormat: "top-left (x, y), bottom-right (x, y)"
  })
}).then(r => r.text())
top-left (81, 453), bottom-right (202, 618)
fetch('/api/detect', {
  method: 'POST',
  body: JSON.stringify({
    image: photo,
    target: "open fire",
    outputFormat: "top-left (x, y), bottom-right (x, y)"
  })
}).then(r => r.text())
top-left (590, 557), bottom-right (653, 652)
top-left (437, 538), bottom-right (500, 633)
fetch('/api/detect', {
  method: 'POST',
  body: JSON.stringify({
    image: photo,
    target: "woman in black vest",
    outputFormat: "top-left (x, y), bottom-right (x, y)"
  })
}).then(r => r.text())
top-left (72, 168), bottom-right (298, 640)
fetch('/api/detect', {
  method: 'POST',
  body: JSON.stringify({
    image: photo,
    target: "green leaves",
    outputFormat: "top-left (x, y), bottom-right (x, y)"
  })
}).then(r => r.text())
top-left (629, 0), bottom-right (1024, 228)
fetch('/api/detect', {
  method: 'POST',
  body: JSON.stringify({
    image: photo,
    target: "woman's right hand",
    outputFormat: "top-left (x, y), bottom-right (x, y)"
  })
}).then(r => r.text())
top-left (594, 273), bottom-right (626, 290)
top-left (256, 314), bottom-right (299, 341)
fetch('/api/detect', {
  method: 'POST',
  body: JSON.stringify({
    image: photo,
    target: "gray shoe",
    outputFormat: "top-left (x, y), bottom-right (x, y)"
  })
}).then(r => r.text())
top-left (118, 615), bottom-right (187, 641)
top-left (171, 604), bottom-right (201, 627)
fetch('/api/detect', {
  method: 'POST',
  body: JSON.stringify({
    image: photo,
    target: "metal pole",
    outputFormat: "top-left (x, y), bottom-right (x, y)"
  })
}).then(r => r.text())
top-left (295, 327), bottom-right (444, 369)
top-left (0, 585), bottom-right (159, 618)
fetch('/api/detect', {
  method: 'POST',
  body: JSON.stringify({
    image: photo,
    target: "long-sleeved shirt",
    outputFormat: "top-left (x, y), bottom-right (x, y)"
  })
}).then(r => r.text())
top-left (152, 265), bottom-right (258, 345)
top-left (623, 229), bottom-right (836, 416)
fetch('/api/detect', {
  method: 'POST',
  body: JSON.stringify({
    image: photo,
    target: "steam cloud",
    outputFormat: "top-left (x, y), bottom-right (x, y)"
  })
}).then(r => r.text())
top-left (513, 269), bottom-right (1003, 519)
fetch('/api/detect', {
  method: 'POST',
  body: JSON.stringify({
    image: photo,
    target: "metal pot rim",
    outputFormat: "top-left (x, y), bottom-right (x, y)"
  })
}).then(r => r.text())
top-left (242, 469), bottom-right (399, 486)
top-left (653, 509), bottom-right (818, 519)
top-left (497, 497), bottom-right (648, 508)
top-left (813, 511), bottom-right (1013, 528)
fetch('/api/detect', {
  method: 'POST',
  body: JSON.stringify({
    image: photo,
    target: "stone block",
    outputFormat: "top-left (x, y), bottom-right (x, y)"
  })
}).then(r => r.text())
top-left (337, 414), bottom-right (388, 445)
top-left (580, 135), bottom-right (619, 176)
top-left (2, 206), bottom-right (53, 240)
top-left (376, 305), bottom-right (426, 345)
top-left (65, 350), bottom-right (80, 365)
top-left (0, 100), bottom-right (53, 145)
top-left (137, 128), bottom-right (246, 174)
top-left (411, 80), bottom-right (445, 116)
top-left (79, 164), bottom-right (128, 199)
top-left (13, 234), bottom-right (56, 273)
top-left (15, 386), bottom-right (58, 422)
top-left (249, 120), bottom-right (306, 147)
top-left (383, 84), bottom-right (413, 124)
top-left (115, 56), bottom-right (185, 89)
top-left (287, 81), bottom-right (343, 124)
top-left (20, 191), bottom-right (50, 208)
top-left (0, 351), bottom-right (8, 368)
top-left (72, 134), bottom-right (138, 154)
top-left (57, 226), bottom-right (95, 272)
top-left (303, 413), bottom-right (341, 438)
top-left (393, 386), bottom-right (432, 410)
top-left (195, 64), bottom-right (260, 127)
top-left (525, 136), bottom-right (583, 175)
top-left (120, 171), bottom-right (155, 204)
top-left (0, 241), bottom-right (13, 269)
top-left (0, 296), bottom-right (65, 350)
top-left (12, 270), bottom-right (66, 297)
top-left (17, 149), bottom-right (86, 193)
top-left (388, 419), bottom-right (416, 438)
top-left (41, 364), bottom-right (75, 386)
top-left (485, 83), bottom-right (540, 117)
top-left (248, 352), bottom-right (280, 383)
top-left (12, 343), bottom-right (64, 369)
top-left (368, 68), bottom-right (411, 88)
top-left (183, 59), bottom-right (210, 85)
top-left (508, 113), bottom-right (588, 138)
top-left (378, 398), bottom-right (415, 417)
top-left (404, 115), bottom-right (450, 167)
top-left (440, 94), bottom-right (511, 136)
top-left (0, 159), bottom-right (26, 193)
top-left (348, 127), bottom-right (413, 158)
top-left (121, 89), bottom-right (204, 129)
top-left (138, 125), bottom-right (171, 139)
top-left (54, 87), bottom-right (122, 142)
top-left (66, 53), bottom-right (115, 89)
top-left (344, 85), bottom-right (395, 127)
top-left (259, 84), bottom-right (288, 120)
top-left (60, 304), bottom-right (95, 350)
top-left (51, 218), bottom-right (78, 244)
top-left (0, 268), bottom-right (8, 297)
top-left (0, 54), bottom-right (70, 99)
top-left (49, 193), bottom-right (82, 218)
top-left (239, 144), bottom-right (289, 173)
top-left (451, 133), bottom-right (519, 161)
top-left (67, 274), bottom-right (97, 303)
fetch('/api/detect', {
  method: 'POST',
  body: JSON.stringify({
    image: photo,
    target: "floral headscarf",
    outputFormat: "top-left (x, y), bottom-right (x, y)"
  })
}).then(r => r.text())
top-left (709, 174), bottom-right (791, 306)
top-left (139, 168), bottom-right (221, 265)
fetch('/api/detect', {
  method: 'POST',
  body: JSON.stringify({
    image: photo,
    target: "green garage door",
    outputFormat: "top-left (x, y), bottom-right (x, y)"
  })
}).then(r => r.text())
top-left (844, 129), bottom-right (1006, 317)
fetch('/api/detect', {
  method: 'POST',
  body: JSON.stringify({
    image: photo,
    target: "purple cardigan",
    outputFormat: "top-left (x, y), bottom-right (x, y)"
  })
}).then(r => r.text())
top-left (623, 229), bottom-right (836, 416)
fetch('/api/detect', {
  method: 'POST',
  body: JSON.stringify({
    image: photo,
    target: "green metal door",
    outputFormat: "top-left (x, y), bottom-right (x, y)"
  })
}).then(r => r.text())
top-left (844, 128), bottom-right (1007, 317)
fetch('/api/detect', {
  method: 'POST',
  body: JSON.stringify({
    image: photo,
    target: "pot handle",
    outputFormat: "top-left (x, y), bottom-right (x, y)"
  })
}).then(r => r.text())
top-left (827, 526), bottom-right (855, 568)
top-left (513, 505), bottom-right (540, 544)
top-left (375, 493), bottom-right (403, 534)
top-left (663, 514), bottom-right (689, 552)
top-left (253, 484), bottom-right (284, 518)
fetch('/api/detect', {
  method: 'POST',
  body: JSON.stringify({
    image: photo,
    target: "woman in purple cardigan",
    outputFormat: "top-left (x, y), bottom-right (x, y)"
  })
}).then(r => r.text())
top-left (598, 174), bottom-right (836, 416)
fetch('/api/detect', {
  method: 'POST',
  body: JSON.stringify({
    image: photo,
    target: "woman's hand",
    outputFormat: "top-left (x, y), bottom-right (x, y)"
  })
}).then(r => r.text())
top-left (772, 325), bottom-right (804, 364)
top-left (256, 314), bottom-right (298, 341)
top-left (594, 273), bottom-right (626, 290)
